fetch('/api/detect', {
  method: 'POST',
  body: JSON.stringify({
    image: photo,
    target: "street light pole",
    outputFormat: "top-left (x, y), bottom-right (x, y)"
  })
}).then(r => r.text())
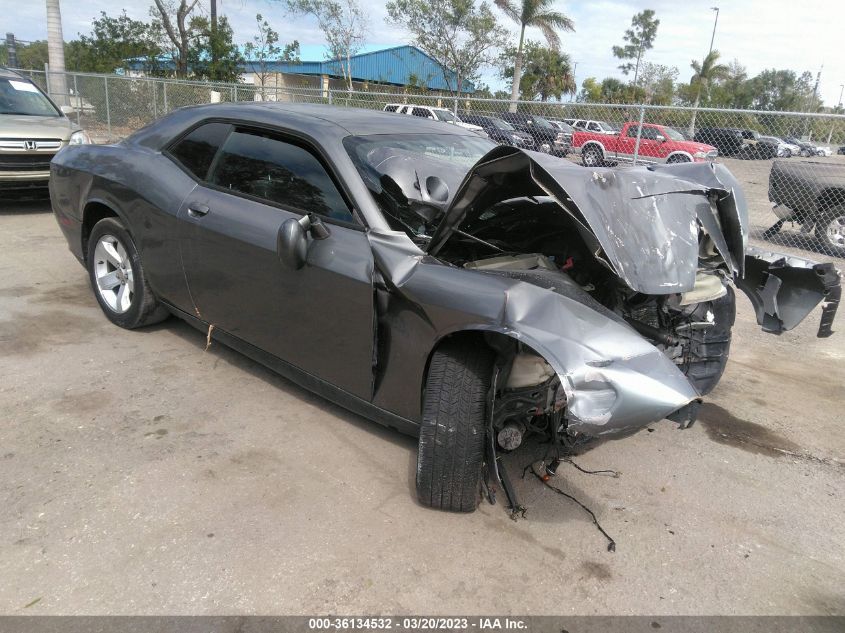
top-left (827, 83), bottom-right (844, 144)
top-left (708, 7), bottom-right (720, 55)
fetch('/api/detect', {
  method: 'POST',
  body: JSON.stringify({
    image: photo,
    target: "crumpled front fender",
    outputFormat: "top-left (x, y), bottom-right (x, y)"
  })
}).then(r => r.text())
top-left (491, 280), bottom-right (701, 437)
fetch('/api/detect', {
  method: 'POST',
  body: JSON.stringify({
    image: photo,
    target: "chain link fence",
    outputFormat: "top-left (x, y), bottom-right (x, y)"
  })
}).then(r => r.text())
top-left (13, 68), bottom-right (845, 261)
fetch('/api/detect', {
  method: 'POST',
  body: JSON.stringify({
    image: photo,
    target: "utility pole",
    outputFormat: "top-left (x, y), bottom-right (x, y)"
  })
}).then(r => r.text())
top-left (826, 83), bottom-right (843, 144)
top-left (5, 33), bottom-right (17, 68)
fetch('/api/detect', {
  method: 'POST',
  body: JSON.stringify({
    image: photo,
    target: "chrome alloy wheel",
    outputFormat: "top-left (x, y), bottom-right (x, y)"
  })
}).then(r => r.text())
top-left (93, 234), bottom-right (134, 313)
top-left (824, 215), bottom-right (845, 250)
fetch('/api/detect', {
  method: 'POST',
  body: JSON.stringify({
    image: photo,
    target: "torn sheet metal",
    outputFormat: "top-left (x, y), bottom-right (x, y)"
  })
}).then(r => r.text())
top-left (427, 145), bottom-right (748, 294)
top-left (737, 246), bottom-right (841, 337)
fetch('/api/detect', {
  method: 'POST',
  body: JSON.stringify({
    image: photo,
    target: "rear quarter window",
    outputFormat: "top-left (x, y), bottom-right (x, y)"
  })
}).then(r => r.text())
top-left (168, 122), bottom-right (231, 180)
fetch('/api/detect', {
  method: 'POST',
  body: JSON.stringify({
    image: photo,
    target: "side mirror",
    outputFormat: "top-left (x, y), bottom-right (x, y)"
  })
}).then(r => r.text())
top-left (277, 214), bottom-right (330, 270)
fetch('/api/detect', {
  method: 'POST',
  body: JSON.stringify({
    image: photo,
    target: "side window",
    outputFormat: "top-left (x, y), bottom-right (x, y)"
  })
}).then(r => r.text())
top-left (384, 105), bottom-right (399, 112)
top-left (626, 125), bottom-right (640, 138)
top-left (588, 122), bottom-right (600, 131)
top-left (411, 107), bottom-right (432, 119)
top-left (640, 127), bottom-right (659, 140)
top-left (209, 129), bottom-right (353, 223)
top-left (168, 122), bottom-right (231, 180)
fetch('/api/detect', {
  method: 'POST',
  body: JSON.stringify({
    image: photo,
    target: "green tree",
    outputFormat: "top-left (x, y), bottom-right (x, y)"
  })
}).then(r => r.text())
top-left (494, 0), bottom-right (573, 111)
top-left (687, 50), bottom-right (729, 135)
top-left (612, 9), bottom-right (659, 86)
top-left (244, 13), bottom-right (300, 99)
top-left (578, 76), bottom-right (601, 102)
top-left (386, 0), bottom-right (508, 100)
top-left (748, 69), bottom-right (815, 112)
top-left (501, 40), bottom-right (574, 101)
top-left (638, 62), bottom-right (676, 105)
top-left (150, 0), bottom-right (201, 77)
top-left (703, 59), bottom-right (753, 109)
top-left (283, 0), bottom-right (368, 91)
top-left (188, 14), bottom-right (243, 81)
top-left (71, 11), bottom-right (162, 74)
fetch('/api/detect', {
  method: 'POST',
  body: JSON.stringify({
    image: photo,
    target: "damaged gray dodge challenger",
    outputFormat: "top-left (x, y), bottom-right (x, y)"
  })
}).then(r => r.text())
top-left (50, 104), bottom-right (841, 513)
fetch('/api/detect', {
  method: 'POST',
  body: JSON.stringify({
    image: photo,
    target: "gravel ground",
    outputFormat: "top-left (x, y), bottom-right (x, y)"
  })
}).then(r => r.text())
top-left (0, 199), bottom-right (843, 616)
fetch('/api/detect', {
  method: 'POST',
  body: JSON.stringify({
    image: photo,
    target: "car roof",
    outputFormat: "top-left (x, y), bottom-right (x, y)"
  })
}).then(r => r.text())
top-left (0, 67), bottom-right (25, 79)
top-left (132, 101), bottom-right (479, 149)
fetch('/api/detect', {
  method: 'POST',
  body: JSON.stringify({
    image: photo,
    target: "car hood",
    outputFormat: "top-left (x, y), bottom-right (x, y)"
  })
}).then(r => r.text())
top-left (426, 145), bottom-right (748, 294)
top-left (0, 114), bottom-right (75, 139)
top-left (672, 140), bottom-right (716, 153)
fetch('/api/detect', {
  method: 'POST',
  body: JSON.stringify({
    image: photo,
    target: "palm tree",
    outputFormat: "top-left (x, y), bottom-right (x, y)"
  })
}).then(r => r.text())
top-left (688, 50), bottom-right (729, 136)
top-left (496, 0), bottom-right (574, 112)
top-left (45, 0), bottom-right (69, 105)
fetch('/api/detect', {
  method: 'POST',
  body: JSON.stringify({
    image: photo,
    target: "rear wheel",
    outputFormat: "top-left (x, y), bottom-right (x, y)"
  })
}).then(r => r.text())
top-left (416, 339), bottom-right (493, 513)
top-left (86, 217), bottom-right (169, 329)
top-left (582, 145), bottom-right (604, 167)
top-left (815, 206), bottom-right (845, 254)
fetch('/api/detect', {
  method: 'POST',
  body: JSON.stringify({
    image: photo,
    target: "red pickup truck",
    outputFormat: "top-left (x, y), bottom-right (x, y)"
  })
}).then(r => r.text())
top-left (572, 122), bottom-right (718, 167)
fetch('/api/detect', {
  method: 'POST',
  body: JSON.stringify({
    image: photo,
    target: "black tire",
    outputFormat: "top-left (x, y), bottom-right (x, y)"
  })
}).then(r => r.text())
top-left (814, 206), bottom-right (845, 254)
top-left (86, 217), bottom-right (169, 329)
top-left (416, 339), bottom-right (494, 513)
top-left (680, 287), bottom-right (736, 395)
top-left (667, 154), bottom-right (691, 164)
top-left (582, 145), bottom-right (604, 167)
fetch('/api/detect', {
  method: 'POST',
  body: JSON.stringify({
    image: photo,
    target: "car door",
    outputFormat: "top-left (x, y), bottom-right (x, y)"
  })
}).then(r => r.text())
top-left (178, 126), bottom-right (375, 400)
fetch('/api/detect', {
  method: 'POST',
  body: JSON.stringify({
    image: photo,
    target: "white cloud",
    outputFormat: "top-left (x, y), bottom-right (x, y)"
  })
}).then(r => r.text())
top-left (4, 0), bottom-right (843, 106)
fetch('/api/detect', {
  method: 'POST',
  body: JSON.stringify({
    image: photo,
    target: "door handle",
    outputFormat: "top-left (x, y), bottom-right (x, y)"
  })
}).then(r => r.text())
top-left (187, 204), bottom-right (209, 218)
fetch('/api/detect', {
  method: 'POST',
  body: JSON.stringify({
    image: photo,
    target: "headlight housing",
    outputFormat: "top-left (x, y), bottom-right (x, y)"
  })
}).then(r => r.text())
top-left (69, 130), bottom-right (91, 145)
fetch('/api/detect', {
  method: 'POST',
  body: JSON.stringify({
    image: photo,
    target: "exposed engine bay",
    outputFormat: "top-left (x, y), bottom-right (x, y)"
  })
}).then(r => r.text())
top-left (356, 142), bottom-right (841, 452)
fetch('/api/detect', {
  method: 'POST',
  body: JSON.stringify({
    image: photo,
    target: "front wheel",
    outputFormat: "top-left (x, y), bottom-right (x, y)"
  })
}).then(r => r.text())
top-left (815, 207), bottom-right (845, 254)
top-left (86, 217), bottom-right (169, 329)
top-left (416, 339), bottom-right (493, 513)
top-left (667, 154), bottom-right (692, 164)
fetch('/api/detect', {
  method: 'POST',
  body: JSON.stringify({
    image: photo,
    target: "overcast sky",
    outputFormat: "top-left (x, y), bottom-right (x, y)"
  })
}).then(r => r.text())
top-left (5, 0), bottom-right (844, 106)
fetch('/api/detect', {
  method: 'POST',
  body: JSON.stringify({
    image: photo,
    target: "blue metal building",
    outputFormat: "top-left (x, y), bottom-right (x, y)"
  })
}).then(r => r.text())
top-left (242, 45), bottom-right (475, 93)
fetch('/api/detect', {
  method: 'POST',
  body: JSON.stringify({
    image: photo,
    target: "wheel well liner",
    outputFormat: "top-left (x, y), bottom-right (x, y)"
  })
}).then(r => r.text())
top-left (81, 201), bottom-right (119, 258)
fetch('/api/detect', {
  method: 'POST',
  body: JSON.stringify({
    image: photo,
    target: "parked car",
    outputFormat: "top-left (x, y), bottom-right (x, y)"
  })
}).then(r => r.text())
top-left (0, 67), bottom-right (90, 195)
top-left (383, 103), bottom-right (485, 134)
top-left (547, 119), bottom-right (576, 145)
top-left (570, 119), bottom-right (617, 135)
top-left (838, 146), bottom-right (845, 155)
top-left (759, 135), bottom-right (801, 158)
top-left (458, 113), bottom-right (534, 149)
top-left (738, 129), bottom-right (779, 159)
top-left (815, 146), bottom-right (833, 157)
top-left (499, 112), bottom-right (569, 155)
top-left (572, 122), bottom-right (718, 166)
top-left (784, 137), bottom-right (818, 157)
top-left (767, 159), bottom-right (845, 254)
top-left (694, 127), bottom-right (745, 156)
top-left (49, 104), bottom-right (839, 514)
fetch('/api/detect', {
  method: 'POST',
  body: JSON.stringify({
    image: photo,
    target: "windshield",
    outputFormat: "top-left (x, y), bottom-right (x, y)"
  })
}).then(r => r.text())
top-left (0, 78), bottom-right (59, 116)
top-left (344, 133), bottom-right (496, 239)
top-left (662, 127), bottom-right (686, 141)
top-left (433, 109), bottom-right (457, 123)
top-left (491, 118), bottom-right (515, 131)
top-left (595, 121), bottom-right (614, 131)
top-left (532, 116), bottom-right (555, 130)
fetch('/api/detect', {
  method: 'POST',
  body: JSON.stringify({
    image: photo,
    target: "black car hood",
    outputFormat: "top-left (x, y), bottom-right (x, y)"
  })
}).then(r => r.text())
top-left (426, 146), bottom-right (748, 294)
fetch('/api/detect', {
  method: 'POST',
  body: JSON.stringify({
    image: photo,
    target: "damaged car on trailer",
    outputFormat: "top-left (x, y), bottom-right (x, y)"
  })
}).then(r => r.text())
top-left (49, 104), bottom-right (841, 515)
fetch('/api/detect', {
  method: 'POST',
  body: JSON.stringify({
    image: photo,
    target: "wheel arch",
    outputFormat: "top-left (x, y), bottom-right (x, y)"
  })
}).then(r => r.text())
top-left (581, 140), bottom-right (606, 158)
top-left (419, 327), bottom-right (561, 418)
top-left (665, 150), bottom-right (693, 163)
top-left (81, 199), bottom-right (127, 260)
top-left (816, 187), bottom-right (845, 214)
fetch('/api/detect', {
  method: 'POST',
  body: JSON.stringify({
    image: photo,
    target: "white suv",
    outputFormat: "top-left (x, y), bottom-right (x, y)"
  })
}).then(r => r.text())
top-left (384, 103), bottom-right (486, 135)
